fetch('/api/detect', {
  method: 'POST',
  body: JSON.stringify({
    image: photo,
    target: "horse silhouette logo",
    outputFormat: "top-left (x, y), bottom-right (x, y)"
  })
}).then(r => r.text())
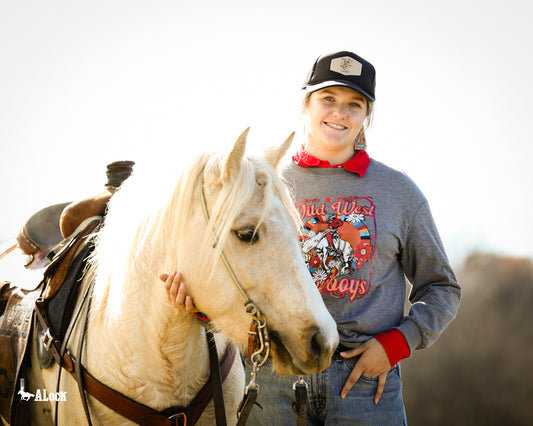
top-left (18, 389), bottom-right (35, 401)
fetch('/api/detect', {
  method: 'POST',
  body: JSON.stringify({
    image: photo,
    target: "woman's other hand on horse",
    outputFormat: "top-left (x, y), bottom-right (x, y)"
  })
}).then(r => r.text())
top-left (159, 271), bottom-right (198, 312)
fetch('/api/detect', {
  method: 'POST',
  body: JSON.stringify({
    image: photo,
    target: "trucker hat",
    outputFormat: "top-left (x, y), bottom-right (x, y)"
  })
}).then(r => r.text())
top-left (302, 51), bottom-right (376, 101)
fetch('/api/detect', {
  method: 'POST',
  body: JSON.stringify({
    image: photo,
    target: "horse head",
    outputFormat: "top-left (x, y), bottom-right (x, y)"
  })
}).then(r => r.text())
top-left (175, 128), bottom-right (339, 375)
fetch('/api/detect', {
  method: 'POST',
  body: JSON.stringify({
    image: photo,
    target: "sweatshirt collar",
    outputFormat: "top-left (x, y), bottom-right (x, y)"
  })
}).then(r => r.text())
top-left (292, 145), bottom-right (370, 177)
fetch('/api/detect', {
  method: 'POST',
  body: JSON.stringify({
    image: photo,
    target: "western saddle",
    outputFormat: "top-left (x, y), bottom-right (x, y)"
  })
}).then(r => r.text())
top-left (0, 161), bottom-right (134, 424)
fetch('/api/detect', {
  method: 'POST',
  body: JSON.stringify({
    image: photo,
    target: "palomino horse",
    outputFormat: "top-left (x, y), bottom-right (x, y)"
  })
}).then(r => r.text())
top-left (26, 129), bottom-right (339, 425)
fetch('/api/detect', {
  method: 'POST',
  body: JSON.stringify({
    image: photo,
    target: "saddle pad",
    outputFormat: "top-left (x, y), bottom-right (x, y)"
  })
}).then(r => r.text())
top-left (46, 240), bottom-right (94, 341)
top-left (0, 286), bottom-right (41, 422)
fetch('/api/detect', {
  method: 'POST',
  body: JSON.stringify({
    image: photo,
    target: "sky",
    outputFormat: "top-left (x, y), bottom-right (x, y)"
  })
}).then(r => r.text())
top-left (1, 0), bottom-right (532, 266)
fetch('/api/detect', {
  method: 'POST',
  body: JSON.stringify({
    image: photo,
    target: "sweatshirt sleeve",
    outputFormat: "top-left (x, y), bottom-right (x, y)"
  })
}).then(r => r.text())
top-left (396, 201), bottom-right (461, 351)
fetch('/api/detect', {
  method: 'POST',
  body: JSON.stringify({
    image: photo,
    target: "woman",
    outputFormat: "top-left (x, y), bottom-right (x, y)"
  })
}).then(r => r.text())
top-left (161, 51), bottom-right (461, 425)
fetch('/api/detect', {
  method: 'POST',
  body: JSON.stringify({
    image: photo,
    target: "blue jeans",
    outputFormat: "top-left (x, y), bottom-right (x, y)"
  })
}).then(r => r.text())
top-left (243, 353), bottom-right (407, 425)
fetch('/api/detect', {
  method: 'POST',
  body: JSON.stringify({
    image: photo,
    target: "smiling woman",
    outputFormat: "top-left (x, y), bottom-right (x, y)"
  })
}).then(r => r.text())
top-left (241, 50), bottom-right (461, 425)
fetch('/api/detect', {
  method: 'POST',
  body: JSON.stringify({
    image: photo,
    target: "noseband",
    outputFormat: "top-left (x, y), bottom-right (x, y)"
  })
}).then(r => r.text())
top-left (198, 173), bottom-right (271, 371)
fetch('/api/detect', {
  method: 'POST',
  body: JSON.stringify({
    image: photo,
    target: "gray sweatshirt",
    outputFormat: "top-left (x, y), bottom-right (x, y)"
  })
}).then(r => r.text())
top-left (282, 158), bottom-right (461, 352)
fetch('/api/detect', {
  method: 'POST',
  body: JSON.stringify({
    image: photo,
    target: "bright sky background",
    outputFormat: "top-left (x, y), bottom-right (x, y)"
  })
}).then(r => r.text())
top-left (1, 0), bottom-right (532, 265)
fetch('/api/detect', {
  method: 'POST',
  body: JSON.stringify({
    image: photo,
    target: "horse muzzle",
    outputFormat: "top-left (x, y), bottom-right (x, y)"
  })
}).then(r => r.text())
top-left (268, 326), bottom-right (338, 376)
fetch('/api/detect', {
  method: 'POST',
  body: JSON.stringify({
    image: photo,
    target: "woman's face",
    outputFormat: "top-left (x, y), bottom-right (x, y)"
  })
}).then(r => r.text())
top-left (304, 86), bottom-right (368, 162)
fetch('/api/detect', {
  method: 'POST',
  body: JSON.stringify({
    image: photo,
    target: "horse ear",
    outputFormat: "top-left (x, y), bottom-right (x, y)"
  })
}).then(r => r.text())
top-left (222, 127), bottom-right (249, 182)
top-left (264, 132), bottom-right (295, 169)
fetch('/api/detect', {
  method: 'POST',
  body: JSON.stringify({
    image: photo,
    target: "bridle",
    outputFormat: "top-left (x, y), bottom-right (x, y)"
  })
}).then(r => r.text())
top-left (198, 172), bottom-right (309, 426)
top-left (198, 172), bottom-right (271, 373)
top-left (198, 172), bottom-right (275, 424)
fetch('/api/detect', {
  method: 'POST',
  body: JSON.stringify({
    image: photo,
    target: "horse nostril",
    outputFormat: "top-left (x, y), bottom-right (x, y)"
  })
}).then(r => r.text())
top-left (310, 330), bottom-right (328, 359)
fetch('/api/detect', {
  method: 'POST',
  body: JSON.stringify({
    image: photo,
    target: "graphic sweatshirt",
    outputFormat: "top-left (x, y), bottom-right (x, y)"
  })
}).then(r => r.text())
top-left (282, 149), bottom-right (461, 361)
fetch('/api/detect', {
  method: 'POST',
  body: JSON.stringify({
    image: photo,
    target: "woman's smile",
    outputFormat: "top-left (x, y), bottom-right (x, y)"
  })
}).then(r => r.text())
top-left (324, 121), bottom-right (348, 130)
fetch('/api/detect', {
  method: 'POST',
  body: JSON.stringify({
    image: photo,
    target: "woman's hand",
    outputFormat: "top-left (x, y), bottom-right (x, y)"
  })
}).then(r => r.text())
top-left (340, 338), bottom-right (391, 404)
top-left (159, 271), bottom-right (198, 312)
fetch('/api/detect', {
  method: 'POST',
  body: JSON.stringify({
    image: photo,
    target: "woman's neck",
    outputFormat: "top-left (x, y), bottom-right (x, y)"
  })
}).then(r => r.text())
top-left (304, 143), bottom-right (356, 166)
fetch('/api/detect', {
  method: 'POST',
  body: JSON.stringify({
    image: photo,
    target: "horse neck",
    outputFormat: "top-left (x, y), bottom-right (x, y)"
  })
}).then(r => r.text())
top-left (86, 272), bottom-right (211, 404)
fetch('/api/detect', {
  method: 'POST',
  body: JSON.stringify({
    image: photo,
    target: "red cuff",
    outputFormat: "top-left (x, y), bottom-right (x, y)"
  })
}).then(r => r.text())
top-left (375, 329), bottom-right (410, 366)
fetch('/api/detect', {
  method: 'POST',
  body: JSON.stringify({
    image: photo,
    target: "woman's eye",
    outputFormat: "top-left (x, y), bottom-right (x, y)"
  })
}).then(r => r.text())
top-left (350, 102), bottom-right (361, 109)
top-left (234, 228), bottom-right (259, 244)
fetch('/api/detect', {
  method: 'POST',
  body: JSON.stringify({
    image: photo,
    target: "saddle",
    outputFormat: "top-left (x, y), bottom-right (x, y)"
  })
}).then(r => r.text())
top-left (0, 160), bottom-right (134, 425)
top-left (15, 160), bottom-right (134, 271)
top-left (0, 216), bottom-right (101, 425)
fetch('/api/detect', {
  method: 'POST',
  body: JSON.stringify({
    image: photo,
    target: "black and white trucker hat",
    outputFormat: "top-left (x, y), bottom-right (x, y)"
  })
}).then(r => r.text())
top-left (302, 51), bottom-right (376, 101)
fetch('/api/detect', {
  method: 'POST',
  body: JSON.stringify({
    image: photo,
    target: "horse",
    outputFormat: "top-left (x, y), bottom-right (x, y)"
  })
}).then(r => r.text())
top-left (25, 129), bottom-right (339, 425)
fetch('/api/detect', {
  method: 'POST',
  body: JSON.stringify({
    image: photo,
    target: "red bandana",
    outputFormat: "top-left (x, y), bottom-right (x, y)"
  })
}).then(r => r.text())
top-left (292, 145), bottom-right (370, 177)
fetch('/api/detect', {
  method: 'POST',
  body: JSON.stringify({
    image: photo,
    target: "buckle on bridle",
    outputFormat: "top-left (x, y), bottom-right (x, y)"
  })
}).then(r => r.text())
top-left (246, 303), bottom-right (270, 366)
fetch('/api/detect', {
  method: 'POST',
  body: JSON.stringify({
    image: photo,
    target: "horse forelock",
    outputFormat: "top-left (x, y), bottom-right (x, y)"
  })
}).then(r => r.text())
top-left (200, 153), bottom-right (300, 273)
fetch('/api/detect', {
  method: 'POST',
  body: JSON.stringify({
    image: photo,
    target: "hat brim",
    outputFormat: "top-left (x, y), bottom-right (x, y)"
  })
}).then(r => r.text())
top-left (304, 80), bottom-right (375, 102)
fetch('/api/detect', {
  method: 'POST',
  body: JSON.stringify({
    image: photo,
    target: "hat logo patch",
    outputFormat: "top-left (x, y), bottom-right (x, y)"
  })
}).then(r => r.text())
top-left (330, 57), bottom-right (362, 76)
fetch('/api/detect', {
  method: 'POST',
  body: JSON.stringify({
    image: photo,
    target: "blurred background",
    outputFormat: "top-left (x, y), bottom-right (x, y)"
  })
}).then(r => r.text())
top-left (1, 1), bottom-right (532, 424)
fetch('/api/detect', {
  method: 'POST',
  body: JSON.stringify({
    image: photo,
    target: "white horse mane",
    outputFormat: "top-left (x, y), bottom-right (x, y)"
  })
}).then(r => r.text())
top-left (89, 147), bottom-right (300, 321)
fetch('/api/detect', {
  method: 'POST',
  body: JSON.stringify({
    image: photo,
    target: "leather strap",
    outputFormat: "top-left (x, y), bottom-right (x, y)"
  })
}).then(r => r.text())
top-left (74, 277), bottom-right (94, 426)
top-left (207, 330), bottom-right (227, 426)
top-left (247, 321), bottom-right (258, 359)
top-left (236, 387), bottom-right (258, 426)
top-left (292, 382), bottom-right (307, 426)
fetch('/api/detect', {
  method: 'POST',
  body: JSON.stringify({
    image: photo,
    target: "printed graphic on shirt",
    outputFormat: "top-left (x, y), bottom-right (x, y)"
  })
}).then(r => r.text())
top-left (295, 195), bottom-right (376, 302)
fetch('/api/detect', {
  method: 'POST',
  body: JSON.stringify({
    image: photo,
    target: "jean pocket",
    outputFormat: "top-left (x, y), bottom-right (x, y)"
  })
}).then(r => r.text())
top-left (359, 364), bottom-right (399, 383)
top-left (336, 356), bottom-right (399, 382)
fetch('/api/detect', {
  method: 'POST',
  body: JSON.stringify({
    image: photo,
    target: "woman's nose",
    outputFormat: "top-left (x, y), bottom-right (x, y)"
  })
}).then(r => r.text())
top-left (332, 104), bottom-right (347, 118)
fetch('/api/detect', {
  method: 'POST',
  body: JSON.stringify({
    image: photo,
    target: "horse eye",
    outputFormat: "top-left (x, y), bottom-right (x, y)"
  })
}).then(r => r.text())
top-left (234, 228), bottom-right (259, 244)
